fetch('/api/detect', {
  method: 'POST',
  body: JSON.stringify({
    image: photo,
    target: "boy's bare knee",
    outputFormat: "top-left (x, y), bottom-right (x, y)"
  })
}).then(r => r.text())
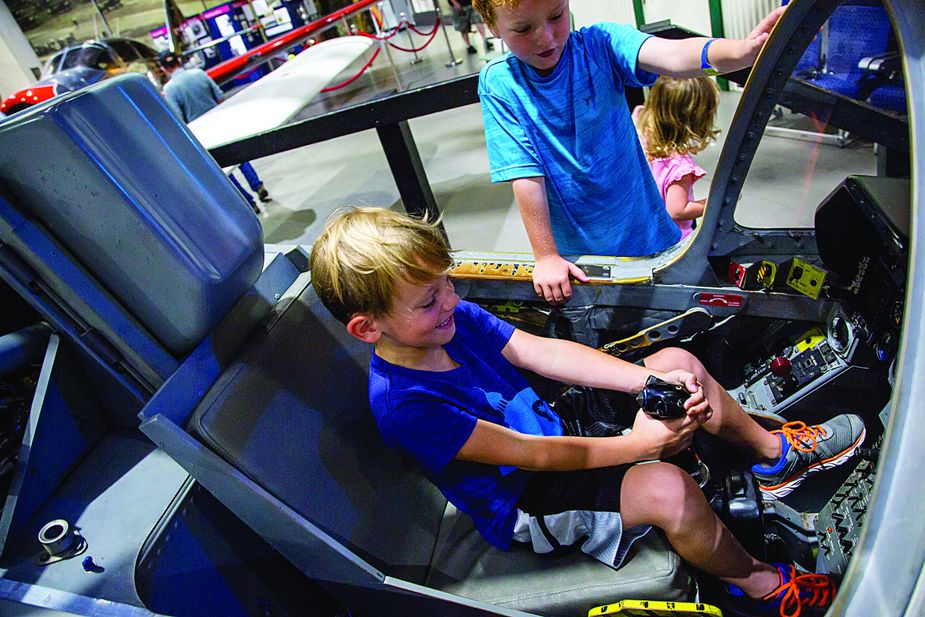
top-left (644, 347), bottom-right (703, 376)
top-left (623, 463), bottom-right (702, 528)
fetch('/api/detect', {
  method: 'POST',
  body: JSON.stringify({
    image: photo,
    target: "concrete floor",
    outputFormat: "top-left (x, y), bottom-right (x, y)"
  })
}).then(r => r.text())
top-left (242, 29), bottom-right (880, 254)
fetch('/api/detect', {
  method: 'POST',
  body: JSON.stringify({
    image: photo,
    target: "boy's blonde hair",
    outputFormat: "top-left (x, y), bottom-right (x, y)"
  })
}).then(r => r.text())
top-left (637, 76), bottom-right (721, 160)
top-left (472, 0), bottom-right (519, 29)
top-left (308, 207), bottom-right (453, 324)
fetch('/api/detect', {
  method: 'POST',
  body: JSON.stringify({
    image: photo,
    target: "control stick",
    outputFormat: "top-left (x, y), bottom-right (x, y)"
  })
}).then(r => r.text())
top-left (636, 375), bottom-right (689, 420)
top-left (635, 376), bottom-right (710, 488)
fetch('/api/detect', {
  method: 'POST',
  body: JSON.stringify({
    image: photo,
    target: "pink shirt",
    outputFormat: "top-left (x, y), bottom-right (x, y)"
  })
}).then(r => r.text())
top-left (648, 152), bottom-right (706, 240)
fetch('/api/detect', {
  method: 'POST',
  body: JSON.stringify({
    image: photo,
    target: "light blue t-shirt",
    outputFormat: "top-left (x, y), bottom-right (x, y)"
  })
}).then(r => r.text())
top-left (163, 67), bottom-right (223, 123)
top-left (368, 300), bottom-right (563, 550)
top-left (479, 23), bottom-right (681, 256)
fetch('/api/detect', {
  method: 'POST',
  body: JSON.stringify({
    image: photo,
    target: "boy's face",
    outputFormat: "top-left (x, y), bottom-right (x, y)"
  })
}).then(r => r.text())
top-left (375, 273), bottom-right (460, 352)
top-left (490, 0), bottom-right (570, 75)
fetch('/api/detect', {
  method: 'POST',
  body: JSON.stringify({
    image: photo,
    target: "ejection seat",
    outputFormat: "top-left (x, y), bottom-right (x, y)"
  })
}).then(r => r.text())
top-left (0, 75), bottom-right (690, 616)
top-left (798, 2), bottom-right (893, 101)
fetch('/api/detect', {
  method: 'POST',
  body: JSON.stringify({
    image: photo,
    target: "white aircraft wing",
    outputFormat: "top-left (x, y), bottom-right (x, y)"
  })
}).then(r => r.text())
top-left (188, 37), bottom-right (375, 150)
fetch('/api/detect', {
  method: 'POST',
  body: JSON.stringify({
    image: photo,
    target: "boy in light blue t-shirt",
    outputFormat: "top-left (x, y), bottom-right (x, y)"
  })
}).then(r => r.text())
top-left (474, 0), bottom-right (785, 305)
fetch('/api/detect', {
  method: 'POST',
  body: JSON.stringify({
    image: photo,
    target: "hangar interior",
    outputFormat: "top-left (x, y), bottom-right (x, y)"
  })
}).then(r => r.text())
top-left (0, 0), bottom-right (920, 616)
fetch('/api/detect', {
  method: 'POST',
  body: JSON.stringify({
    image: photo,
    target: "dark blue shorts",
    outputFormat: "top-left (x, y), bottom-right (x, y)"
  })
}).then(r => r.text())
top-left (517, 386), bottom-right (639, 514)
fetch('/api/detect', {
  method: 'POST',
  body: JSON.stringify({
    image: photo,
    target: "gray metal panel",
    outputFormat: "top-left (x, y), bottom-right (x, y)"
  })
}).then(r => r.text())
top-left (0, 74), bottom-right (264, 356)
top-left (0, 579), bottom-right (168, 616)
top-left (0, 598), bottom-right (87, 617)
top-left (0, 336), bottom-right (107, 555)
top-left (0, 433), bottom-right (189, 607)
top-left (139, 414), bottom-right (388, 590)
top-left (0, 192), bottom-right (176, 390)
top-left (454, 278), bottom-right (835, 322)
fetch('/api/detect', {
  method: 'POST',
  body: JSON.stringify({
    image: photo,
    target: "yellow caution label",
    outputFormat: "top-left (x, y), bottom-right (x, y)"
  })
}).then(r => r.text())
top-left (783, 258), bottom-right (827, 300)
top-left (753, 260), bottom-right (777, 289)
top-left (795, 327), bottom-right (826, 353)
top-left (588, 599), bottom-right (723, 616)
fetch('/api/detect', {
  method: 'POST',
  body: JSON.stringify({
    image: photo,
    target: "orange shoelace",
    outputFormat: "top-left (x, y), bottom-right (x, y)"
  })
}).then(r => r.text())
top-left (766, 565), bottom-right (836, 617)
top-left (773, 421), bottom-right (826, 453)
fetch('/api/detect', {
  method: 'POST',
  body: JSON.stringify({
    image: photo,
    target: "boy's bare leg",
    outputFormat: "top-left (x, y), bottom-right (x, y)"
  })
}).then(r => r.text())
top-left (620, 462), bottom-right (779, 598)
top-left (644, 348), bottom-right (781, 465)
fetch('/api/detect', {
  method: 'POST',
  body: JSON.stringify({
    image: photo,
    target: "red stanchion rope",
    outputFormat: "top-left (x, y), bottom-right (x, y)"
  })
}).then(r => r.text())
top-left (356, 24), bottom-right (403, 40)
top-left (357, 17), bottom-right (438, 46)
top-left (406, 19), bottom-right (440, 37)
top-left (385, 19), bottom-right (441, 53)
top-left (320, 46), bottom-right (382, 92)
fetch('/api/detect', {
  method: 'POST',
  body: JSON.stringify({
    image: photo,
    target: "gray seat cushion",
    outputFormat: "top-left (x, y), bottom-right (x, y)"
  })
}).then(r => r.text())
top-left (190, 280), bottom-right (448, 582)
top-left (192, 281), bottom-right (691, 611)
top-left (427, 504), bottom-right (691, 617)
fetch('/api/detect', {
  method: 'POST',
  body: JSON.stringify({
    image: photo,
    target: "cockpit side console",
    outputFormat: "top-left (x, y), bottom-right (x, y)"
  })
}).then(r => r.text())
top-left (716, 175), bottom-right (908, 581)
top-left (816, 176), bottom-right (909, 364)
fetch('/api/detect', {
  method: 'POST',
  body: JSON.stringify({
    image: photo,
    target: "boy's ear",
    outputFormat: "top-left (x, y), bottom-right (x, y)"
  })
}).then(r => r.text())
top-left (346, 313), bottom-right (381, 344)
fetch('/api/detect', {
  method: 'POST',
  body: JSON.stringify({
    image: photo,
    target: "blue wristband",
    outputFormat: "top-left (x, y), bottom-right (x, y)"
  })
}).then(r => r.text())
top-left (701, 39), bottom-right (720, 76)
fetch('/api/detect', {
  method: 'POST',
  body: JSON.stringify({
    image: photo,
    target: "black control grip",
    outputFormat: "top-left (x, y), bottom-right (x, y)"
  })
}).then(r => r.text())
top-left (636, 376), bottom-right (689, 420)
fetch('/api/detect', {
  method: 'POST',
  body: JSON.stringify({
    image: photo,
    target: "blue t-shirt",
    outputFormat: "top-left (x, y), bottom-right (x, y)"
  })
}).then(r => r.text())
top-left (479, 23), bottom-right (681, 256)
top-left (369, 300), bottom-right (564, 549)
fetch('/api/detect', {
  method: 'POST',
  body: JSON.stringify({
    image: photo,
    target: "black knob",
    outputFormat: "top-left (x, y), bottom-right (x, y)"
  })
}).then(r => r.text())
top-left (636, 376), bottom-right (688, 420)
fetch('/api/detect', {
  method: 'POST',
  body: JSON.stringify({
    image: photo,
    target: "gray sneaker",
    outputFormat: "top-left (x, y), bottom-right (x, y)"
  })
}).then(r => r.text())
top-left (752, 414), bottom-right (866, 500)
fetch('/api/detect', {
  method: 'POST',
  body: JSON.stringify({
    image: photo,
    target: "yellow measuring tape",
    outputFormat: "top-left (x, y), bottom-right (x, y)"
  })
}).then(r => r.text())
top-left (588, 599), bottom-right (723, 616)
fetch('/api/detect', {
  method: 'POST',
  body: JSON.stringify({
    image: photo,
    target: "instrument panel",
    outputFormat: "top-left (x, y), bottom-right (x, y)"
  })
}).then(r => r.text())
top-left (729, 313), bottom-right (856, 416)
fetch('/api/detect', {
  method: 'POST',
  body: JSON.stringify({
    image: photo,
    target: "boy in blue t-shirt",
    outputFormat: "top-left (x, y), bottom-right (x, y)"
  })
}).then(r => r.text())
top-left (473, 0), bottom-right (785, 305)
top-left (309, 207), bottom-right (864, 615)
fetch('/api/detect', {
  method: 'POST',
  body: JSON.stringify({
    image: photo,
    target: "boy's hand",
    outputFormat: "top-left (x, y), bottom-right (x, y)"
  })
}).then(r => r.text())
top-left (657, 369), bottom-right (713, 422)
top-left (739, 6), bottom-right (787, 66)
top-left (533, 255), bottom-right (589, 305)
top-left (630, 408), bottom-right (704, 460)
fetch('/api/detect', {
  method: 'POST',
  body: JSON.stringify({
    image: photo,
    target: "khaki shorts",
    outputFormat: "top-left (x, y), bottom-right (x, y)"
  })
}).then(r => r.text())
top-left (452, 6), bottom-right (482, 32)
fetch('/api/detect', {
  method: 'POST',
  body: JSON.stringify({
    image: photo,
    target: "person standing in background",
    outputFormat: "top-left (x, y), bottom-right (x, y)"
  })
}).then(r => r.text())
top-left (450, 0), bottom-right (494, 55)
top-left (633, 76), bottom-right (721, 241)
top-left (158, 50), bottom-right (272, 213)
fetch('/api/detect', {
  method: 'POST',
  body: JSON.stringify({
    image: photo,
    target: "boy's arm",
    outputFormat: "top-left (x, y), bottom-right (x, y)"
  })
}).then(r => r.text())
top-left (512, 177), bottom-right (589, 305)
top-left (502, 328), bottom-right (709, 418)
top-left (637, 7), bottom-right (785, 77)
top-left (665, 176), bottom-right (705, 222)
top-left (456, 412), bottom-right (702, 470)
top-left (504, 328), bottom-right (654, 393)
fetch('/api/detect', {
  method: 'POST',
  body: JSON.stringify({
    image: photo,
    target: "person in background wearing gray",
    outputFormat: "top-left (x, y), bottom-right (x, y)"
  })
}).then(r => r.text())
top-left (450, 0), bottom-right (494, 55)
top-left (158, 50), bottom-right (271, 213)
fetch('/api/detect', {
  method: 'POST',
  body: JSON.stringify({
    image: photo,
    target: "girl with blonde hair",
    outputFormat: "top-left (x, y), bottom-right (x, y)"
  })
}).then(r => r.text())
top-left (634, 76), bottom-right (721, 240)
